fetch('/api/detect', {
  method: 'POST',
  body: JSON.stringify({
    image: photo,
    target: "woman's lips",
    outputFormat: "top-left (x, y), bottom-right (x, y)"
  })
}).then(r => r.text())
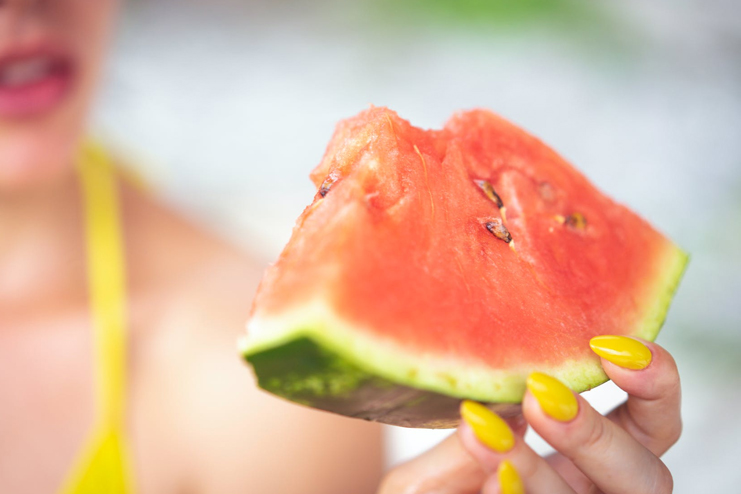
top-left (0, 51), bottom-right (75, 119)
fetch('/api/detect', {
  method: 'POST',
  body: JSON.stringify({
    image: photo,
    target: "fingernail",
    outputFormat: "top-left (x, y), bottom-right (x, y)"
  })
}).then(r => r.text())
top-left (526, 372), bottom-right (578, 422)
top-left (460, 400), bottom-right (515, 453)
top-left (498, 460), bottom-right (524, 494)
top-left (589, 335), bottom-right (652, 370)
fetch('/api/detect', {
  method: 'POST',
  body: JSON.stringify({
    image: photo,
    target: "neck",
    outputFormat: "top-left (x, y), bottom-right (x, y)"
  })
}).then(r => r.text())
top-left (0, 168), bottom-right (87, 315)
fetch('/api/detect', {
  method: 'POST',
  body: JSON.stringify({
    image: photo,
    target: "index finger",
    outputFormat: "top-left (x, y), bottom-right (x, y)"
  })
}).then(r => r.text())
top-left (590, 336), bottom-right (682, 456)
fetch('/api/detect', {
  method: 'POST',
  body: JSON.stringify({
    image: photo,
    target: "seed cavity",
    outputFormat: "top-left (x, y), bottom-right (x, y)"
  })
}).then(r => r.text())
top-left (319, 175), bottom-right (338, 197)
top-left (475, 180), bottom-right (504, 209)
top-left (485, 219), bottom-right (512, 244)
top-left (565, 212), bottom-right (587, 229)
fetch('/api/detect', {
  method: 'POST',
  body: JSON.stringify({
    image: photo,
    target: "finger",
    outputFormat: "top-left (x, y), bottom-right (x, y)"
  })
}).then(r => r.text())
top-left (378, 411), bottom-right (528, 494)
top-left (524, 372), bottom-right (674, 494)
top-left (480, 461), bottom-right (524, 494)
top-left (590, 336), bottom-right (682, 456)
top-left (378, 433), bottom-right (486, 494)
top-left (459, 401), bottom-right (576, 494)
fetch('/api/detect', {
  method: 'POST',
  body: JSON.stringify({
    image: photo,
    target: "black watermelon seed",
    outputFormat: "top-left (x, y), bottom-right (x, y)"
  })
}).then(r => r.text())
top-left (485, 219), bottom-right (512, 243)
top-left (475, 180), bottom-right (504, 209)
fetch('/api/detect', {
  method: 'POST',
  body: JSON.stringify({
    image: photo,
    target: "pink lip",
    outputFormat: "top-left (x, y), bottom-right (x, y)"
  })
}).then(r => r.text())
top-left (0, 46), bottom-right (75, 119)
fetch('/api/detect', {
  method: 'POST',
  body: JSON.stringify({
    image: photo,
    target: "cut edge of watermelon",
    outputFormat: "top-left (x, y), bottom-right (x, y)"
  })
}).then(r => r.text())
top-left (242, 244), bottom-right (688, 408)
top-left (633, 246), bottom-right (690, 342)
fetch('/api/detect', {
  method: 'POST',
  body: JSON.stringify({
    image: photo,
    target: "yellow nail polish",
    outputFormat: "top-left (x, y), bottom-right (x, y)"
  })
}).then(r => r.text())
top-left (589, 335), bottom-right (652, 370)
top-left (498, 460), bottom-right (524, 494)
top-left (459, 400), bottom-right (515, 453)
top-left (526, 372), bottom-right (578, 422)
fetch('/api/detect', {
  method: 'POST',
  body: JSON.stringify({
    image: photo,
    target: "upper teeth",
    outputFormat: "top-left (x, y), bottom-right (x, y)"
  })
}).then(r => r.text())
top-left (0, 58), bottom-right (52, 87)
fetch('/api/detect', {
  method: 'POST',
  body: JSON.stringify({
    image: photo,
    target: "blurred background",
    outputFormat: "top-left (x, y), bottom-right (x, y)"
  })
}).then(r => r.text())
top-left (96, 0), bottom-right (740, 491)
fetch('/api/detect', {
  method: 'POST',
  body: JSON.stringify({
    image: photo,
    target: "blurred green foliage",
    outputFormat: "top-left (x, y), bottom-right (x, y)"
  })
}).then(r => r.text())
top-left (370, 0), bottom-right (608, 32)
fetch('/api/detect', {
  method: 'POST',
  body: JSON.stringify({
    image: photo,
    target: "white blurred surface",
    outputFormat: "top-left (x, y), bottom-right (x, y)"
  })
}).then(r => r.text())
top-left (95, 0), bottom-right (741, 490)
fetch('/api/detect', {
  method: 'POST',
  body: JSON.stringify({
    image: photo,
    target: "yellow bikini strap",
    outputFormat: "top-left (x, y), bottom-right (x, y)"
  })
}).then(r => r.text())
top-left (77, 141), bottom-right (128, 427)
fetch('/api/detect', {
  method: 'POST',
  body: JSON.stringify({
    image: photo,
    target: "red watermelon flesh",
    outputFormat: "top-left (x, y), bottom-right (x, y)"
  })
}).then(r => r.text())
top-left (241, 107), bottom-right (687, 428)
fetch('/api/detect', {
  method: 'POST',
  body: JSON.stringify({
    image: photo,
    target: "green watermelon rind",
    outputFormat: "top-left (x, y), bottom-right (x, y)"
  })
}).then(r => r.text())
top-left (241, 244), bottom-right (688, 426)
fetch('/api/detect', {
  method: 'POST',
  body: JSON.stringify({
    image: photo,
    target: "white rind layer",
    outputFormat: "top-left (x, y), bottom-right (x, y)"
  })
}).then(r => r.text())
top-left (244, 299), bottom-right (607, 403)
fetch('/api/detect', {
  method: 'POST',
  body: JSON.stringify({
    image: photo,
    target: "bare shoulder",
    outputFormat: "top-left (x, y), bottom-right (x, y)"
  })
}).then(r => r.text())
top-left (121, 180), bottom-right (383, 494)
top-left (121, 180), bottom-right (262, 310)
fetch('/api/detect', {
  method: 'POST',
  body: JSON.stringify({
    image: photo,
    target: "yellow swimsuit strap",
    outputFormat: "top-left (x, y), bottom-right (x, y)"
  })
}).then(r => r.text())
top-left (59, 142), bottom-right (134, 494)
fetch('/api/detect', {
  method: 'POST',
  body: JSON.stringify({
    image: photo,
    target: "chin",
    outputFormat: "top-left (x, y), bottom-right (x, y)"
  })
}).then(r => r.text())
top-left (0, 124), bottom-right (83, 191)
top-left (0, 39), bottom-right (96, 192)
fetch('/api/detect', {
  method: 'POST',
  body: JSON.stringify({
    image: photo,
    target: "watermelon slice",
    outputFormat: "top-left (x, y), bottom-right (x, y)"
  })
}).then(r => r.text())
top-left (241, 107), bottom-right (687, 428)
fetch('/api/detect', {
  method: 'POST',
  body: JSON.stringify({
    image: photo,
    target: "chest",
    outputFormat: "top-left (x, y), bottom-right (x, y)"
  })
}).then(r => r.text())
top-left (0, 314), bottom-right (95, 494)
top-left (0, 309), bottom-right (196, 494)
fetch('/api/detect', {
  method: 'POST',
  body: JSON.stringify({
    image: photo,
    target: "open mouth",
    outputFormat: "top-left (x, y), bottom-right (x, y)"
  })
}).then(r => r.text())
top-left (0, 51), bottom-right (75, 118)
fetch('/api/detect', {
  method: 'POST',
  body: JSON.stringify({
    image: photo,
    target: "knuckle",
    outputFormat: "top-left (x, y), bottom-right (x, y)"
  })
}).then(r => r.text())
top-left (561, 413), bottom-right (615, 462)
top-left (653, 415), bottom-right (682, 450)
top-left (641, 415), bottom-right (683, 451)
top-left (579, 416), bottom-right (613, 459)
top-left (650, 461), bottom-right (674, 494)
top-left (630, 460), bottom-right (674, 494)
top-left (665, 418), bottom-right (683, 447)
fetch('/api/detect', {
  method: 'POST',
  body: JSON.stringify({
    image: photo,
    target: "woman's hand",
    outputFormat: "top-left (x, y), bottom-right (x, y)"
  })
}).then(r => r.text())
top-left (379, 336), bottom-right (681, 494)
